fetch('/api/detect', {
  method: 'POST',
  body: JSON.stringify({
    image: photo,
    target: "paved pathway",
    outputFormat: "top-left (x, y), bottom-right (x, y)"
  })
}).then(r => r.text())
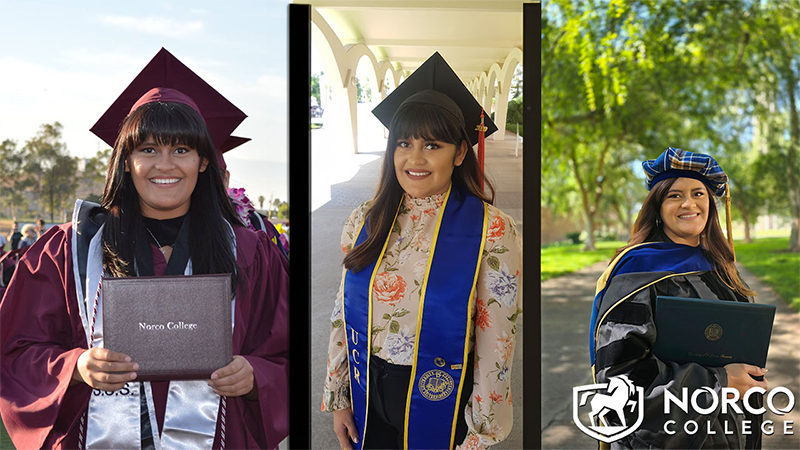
top-left (540, 261), bottom-right (800, 449)
top-left (310, 129), bottom-right (523, 448)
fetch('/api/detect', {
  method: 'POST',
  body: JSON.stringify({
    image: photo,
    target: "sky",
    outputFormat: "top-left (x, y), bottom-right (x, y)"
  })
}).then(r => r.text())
top-left (0, 0), bottom-right (290, 203)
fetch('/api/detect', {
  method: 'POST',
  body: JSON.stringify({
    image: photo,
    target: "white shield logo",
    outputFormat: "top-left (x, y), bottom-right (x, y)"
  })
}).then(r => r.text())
top-left (573, 375), bottom-right (645, 443)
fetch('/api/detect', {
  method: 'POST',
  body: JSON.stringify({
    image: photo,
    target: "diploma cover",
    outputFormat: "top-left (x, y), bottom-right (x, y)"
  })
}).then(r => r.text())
top-left (102, 274), bottom-right (233, 381)
top-left (653, 296), bottom-right (776, 367)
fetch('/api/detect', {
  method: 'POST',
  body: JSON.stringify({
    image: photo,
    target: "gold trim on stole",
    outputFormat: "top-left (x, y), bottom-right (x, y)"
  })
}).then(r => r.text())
top-left (343, 200), bottom-right (402, 444)
top-left (449, 201), bottom-right (488, 449)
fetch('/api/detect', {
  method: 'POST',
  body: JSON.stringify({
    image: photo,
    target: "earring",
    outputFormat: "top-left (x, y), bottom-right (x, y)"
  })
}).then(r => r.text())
top-left (655, 217), bottom-right (661, 228)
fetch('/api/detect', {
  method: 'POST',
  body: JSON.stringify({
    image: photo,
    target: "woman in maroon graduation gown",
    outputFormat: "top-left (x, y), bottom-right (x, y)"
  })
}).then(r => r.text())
top-left (0, 85), bottom-right (288, 448)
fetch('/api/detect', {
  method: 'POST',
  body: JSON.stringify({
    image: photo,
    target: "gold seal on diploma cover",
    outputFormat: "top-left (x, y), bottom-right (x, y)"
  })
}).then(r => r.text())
top-left (419, 369), bottom-right (455, 401)
top-left (705, 324), bottom-right (723, 341)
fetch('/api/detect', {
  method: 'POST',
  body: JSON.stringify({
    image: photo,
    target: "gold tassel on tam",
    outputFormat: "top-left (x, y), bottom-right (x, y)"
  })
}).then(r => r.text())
top-left (725, 183), bottom-right (736, 262)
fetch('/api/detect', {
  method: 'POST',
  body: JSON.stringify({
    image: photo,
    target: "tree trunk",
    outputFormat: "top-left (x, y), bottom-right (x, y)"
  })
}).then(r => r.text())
top-left (584, 212), bottom-right (597, 251)
top-left (743, 216), bottom-right (752, 243)
top-left (49, 169), bottom-right (55, 223)
top-left (569, 142), bottom-right (610, 252)
top-left (785, 54), bottom-right (800, 252)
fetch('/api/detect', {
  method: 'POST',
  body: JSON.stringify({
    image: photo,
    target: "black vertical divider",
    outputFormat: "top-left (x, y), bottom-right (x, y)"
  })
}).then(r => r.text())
top-left (523, 2), bottom-right (542, 450)
top-left (287, 3), bottom-right (311, 448)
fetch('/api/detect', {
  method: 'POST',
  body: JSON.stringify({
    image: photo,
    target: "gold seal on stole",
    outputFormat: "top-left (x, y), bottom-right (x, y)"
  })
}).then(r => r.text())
top-left (419, 369), bottom-right (455, 401)
top-left (704, 323), bottom-right (723, 341)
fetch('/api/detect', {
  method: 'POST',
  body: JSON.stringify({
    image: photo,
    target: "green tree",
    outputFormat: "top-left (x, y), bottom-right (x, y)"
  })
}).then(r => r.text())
top-left (542, 1), bottom-right (799, 251)
top-left (738, 1), bottom-right (800, 251)
top-left (356, 76), bottom-right (372, 103)
top-left (721, 151), bottom-right (766, 243)
top-left (506, 96), bottom-right (524, 135)
top-left (258, 195), bottom-right (265, 211)
top-left (272, 198), bottom-right (281, 219)
top-left (82, 148), bottom-right (111, 199)
top-left (22, 123), bottom-right (79, 221)
top-left (44, 154), bottom-right (79, 222)
top-left (751, 113), bottom-right (799, 234)
top-left (0, 139), bottom-right (29, 218)
top-left (278, 201), bottom-right (289, 220)
top-left (510, 64), bottom-right (523, 99)
top-left (600, 162), bottom-right (644, 240)
top-left (311, 71), bottom-right (323, 106)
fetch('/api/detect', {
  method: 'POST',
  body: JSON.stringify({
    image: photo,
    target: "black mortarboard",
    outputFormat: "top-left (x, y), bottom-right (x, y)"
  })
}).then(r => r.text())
top-left (371, 52), bottom-right (498, 146)
top-left (90, 47), bottom-right (247, 170)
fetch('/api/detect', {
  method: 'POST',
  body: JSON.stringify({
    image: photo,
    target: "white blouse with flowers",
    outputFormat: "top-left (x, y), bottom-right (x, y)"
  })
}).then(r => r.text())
top-left (323, 191), bottom-right (522, 449)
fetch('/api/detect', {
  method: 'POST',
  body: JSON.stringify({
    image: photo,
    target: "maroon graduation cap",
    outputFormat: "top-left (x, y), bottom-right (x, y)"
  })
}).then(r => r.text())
top-left (90, 47), bottom-right (248, 170)
top-left (219, 136), bottom-right (251, 153)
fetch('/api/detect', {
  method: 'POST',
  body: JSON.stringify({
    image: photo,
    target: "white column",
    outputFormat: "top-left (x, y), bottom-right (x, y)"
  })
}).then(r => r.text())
top-left (483, 83), bottom-right (494, 119)
top-left (346, 76), bottom-right (359, 154)
top-left (493, 86), bottom-right (510, 141)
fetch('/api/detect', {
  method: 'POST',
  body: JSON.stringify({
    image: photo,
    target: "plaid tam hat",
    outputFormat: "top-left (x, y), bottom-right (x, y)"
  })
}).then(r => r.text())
top-left (642, 147), bottom-right (728, 197)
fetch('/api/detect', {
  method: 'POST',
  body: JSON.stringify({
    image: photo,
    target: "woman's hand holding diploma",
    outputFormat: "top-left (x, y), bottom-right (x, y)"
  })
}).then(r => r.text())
top-left (209, 355), bottom-right (256, 399)
top-left (72, 348), bottom-right (138, 390)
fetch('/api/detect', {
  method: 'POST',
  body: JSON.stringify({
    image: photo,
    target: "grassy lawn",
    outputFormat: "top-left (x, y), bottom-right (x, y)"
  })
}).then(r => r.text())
top-left (1, 420), bottom-right (12, 449)
top-left (541, 241), bottom-right (626, 281)
top-left (734, 237), bottom-right (800, 311)
top-left (541, 237), bottom-right (799, 311)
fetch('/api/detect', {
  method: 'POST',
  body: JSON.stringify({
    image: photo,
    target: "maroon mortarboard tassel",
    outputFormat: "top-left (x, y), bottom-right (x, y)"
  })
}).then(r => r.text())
top-left (90, 48), bottom-right (247, 171)
top-left (475, 108), bottom-right (488, 190)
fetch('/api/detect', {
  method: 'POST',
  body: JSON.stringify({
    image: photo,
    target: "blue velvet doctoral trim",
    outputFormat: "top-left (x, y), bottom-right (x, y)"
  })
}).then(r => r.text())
top-left (588, 242), bottom-right (714, 367)
top-left (343, 187), bottom-right (486, 450)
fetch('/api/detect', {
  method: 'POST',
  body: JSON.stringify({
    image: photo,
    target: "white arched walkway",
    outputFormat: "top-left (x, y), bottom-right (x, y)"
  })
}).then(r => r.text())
top-left (311, 7), bottom-right (522, 149)
top-left (311, 9), bottom-right (407, 154)
top-left (467, 47), bottom-right (523, 141)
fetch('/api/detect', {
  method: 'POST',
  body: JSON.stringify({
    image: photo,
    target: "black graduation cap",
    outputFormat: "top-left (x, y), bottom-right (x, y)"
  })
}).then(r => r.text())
top-left (371, 52), bottom-right (498, 146)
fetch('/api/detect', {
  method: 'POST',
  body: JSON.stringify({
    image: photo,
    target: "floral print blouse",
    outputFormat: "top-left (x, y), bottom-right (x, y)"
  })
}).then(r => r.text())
top-left (323, 191), bottom-right (522, 449)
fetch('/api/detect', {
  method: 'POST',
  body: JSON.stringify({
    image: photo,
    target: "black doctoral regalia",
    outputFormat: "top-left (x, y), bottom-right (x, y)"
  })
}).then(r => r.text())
top-left (589, 237), bottom-right (763, 449)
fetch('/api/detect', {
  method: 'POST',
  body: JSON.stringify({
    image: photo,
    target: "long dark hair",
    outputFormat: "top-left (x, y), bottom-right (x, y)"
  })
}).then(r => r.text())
top-left (616, 178), bottom-right (754, 298)
top-left (343, 101), bottom-right (495, 273)
top-left (100, 101), bottom-right (242, 286)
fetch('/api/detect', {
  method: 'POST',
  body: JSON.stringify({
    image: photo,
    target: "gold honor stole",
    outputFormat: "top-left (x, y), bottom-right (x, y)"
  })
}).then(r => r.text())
top-left (343, 186), bottom-right (488, 449)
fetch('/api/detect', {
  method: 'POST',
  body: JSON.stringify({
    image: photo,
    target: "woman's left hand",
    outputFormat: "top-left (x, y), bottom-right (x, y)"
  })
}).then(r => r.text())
top-left (209, 355), bottom-right (257, 399)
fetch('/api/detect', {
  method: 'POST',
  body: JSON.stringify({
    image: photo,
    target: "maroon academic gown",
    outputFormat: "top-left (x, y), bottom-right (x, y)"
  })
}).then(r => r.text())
top-left (0, 223), bottom-right (289, 449)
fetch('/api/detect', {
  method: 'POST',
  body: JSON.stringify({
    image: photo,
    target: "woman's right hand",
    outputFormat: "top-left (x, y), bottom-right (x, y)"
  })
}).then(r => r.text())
top-left (71, 348), bottom-right (138, 391)
top-left (333, 408), bottom-right (359, 450)
top-left (724, 363), bottom-right (768, 398)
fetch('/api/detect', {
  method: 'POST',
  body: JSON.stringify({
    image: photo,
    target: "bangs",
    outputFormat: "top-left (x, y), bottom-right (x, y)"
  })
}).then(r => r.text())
top-left (117, 102), bottom-right (212, 156)
top-left (389, 102), bottom-right (468, 146)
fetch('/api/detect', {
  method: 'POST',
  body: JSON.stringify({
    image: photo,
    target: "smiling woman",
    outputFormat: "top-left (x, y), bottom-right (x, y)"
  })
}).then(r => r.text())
top-left (0, 49), bottom-right (289, 450)
top-left (127, 134), bottom-right (209, 220)
top-left (588, 147), bottom-right (765, 449)
top-left (393, 136), bottom-right (467, 199)
top-left (322, 53), bottom-right (522, 450)
top-left (659, 177), bottom-right (709, 247)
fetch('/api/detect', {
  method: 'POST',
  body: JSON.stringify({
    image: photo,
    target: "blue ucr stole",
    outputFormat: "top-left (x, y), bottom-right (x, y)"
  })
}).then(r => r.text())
top-left (343, 186), bottom-right (487, 450)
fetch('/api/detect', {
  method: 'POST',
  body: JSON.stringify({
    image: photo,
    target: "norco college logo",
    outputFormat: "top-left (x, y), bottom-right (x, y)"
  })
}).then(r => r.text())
top-left (573, 375), bottom-right (645, 443)
top-left (574, 375), bottom-right (797, 444)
